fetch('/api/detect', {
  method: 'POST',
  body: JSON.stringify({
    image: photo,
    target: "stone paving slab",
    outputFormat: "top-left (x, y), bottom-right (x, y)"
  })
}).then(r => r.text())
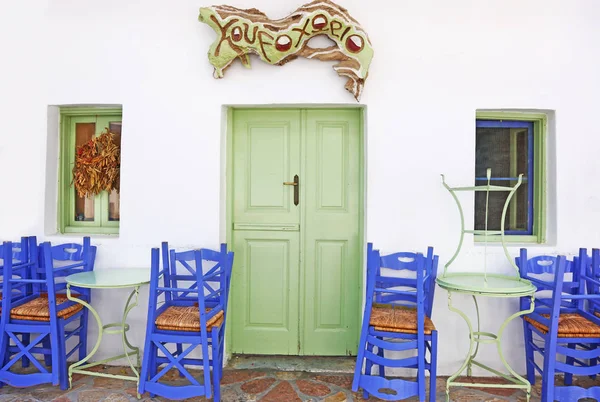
top-left (0, 365), bottom-right (596, 401)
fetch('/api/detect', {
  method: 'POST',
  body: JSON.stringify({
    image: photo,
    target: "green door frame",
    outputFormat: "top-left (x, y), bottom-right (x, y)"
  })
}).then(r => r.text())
top-left (224, 105), bottom-right (366, 357)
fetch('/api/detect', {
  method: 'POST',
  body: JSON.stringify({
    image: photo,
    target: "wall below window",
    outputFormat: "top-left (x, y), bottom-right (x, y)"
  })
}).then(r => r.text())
top-left (1, 0), bottom-right (600, 374)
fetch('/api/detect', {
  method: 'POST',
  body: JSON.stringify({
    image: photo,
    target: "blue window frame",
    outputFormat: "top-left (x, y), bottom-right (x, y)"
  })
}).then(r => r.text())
top-left (475, 119), bottom-right (534, 235)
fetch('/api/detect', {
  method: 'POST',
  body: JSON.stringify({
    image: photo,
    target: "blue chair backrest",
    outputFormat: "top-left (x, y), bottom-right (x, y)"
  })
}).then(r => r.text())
top-left (149, 243), bottom-right (234, 328)
top-left (517, 248), bottom-right (587, 312)
top-left (36, 237), bottom-right (96, 299)
top-left (0, 237), bottom-right (30, 267)
top-left (375, 245), bottom-right (438, 317)
top-left (584, 249), bottom-right (600, 313)
top-left (0, 237), bottom-right (35, 308)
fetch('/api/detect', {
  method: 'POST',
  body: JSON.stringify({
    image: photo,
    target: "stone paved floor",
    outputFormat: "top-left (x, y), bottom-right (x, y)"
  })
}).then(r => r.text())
top-left (0, 365), bottom-right (597, 401)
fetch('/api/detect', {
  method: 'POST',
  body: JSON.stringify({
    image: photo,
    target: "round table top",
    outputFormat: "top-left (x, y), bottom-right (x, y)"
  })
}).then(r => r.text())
top-left (65, 269), bottom-right (151, 289)
top-left (436, 272), bottom-right (536, 297)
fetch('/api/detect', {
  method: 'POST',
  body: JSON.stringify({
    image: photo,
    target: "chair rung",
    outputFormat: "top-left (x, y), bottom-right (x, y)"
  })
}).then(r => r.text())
top-left (143, 382), bottom-right (207, 400)
top-left (0, 372), bottom-right (55, 388)
top-left (358, 375), bottom-right (418, 400)
top-left (150, 332), bottom-right (205, 343)
top-left (155, 356), bottom-right (212, 365)
top-left (65, 325), bottom-right (84, 341)
top-left (367, 334), bottom-right (417, 352)
top-left (53, 262), bottom-right (85, 271)
top-left (557, 344), bottom-right (600, 359)
top-left (532, 360), bottom-right (543, 374)
top-left (66, 343), bottom-right (81, 359)
top-left (530, 342), bottom-right (543, 354)
top-left (364, 349), bottom-right (418, 368)
top-left (554, 386), bottom-right (600, 401)
top-left (556, 361), bottom-right (600, 376)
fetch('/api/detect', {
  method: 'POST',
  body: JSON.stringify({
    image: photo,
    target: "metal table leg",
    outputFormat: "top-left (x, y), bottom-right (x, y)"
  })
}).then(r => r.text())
top-left (445, 291), bottom-right (535, 402)
top-left (66, 285), bottom-right (142, 399)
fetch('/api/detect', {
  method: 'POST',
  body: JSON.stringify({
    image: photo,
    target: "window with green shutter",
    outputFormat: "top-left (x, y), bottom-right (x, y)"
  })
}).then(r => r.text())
top-left (59, 107), bottom-right (122, 234)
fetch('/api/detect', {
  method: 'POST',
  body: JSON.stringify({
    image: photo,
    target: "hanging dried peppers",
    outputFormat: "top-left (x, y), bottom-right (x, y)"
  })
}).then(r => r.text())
top-left (72, 128), bottom-right (120, 197)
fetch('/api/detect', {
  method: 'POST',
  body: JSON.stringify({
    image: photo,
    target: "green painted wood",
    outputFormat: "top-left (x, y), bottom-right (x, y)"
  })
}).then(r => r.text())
top-left (231, 109), bottom-right (301, 355)
top-left (232, 109), bottom-right (301, 228)
top-left (436, 273), bottom-right (536, 297)
top-left (59, 108), bottom-right (122, 234)
top-left (302, 109), bottom-right (361, 355)
top-left (475, 111), bottom-right (547, 244)
top-left (231, 230), bottom-right (300, 354)
top-left (229, 108), bottom-right (363, 356)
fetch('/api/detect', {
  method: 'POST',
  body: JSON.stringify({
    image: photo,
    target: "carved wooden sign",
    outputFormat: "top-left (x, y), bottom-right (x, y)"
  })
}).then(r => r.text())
top-left (198, 0), bottom-right (373, 101)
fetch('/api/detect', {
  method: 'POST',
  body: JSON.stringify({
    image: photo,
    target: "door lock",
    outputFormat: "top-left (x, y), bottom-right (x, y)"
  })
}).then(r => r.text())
top-left (283, 175), bottom-right (299, 206)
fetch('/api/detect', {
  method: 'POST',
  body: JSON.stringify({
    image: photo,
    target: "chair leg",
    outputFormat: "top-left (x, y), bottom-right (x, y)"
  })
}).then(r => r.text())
top-left (590, 357), bottom-right (598, 380)
top-left (541, 335), bottom-right (557, 402)
top-left (176, 343), bottom-right (184, 378)
top-left (58, 324), bottom-right (69, 390)
top-left (218, 332), bottom-right (225, 380)
top-left (352, 338), bottom-right (366, 392)
top-left (429, 332), bottom-right (438, 402)
top-left (523, 321), bottom-right (536, 385)
top-left (0, 326), bottom-right (10, 387)
top-left (139, 336), bottom-right (154, 397)
top-left (42, 336), bottom-right (52, 367)
top-left (418, 341), bottom-right (426, 401)
top-left (21, 333), bottom-right (31, 367)
top-left (365, 342), bottom-right (374, 377)
top-left (564, 343), bottom-right (576, 386)
top-left (376, 336), bottom-right (385, 377)
top-left (362, 342), bottom-right (375, 399)
top-left (212, 331), bottom-right (221, 402)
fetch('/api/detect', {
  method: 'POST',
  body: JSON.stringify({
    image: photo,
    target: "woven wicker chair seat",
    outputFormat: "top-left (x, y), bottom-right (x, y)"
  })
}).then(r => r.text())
top-left (369, 305), bottom-right (436, 335)
top-left (524, 313), bottom-right (600, 338)
top-left (10, 294), bottom-right (83, 322)
top-left (155, 306), bottom-right (224, 332)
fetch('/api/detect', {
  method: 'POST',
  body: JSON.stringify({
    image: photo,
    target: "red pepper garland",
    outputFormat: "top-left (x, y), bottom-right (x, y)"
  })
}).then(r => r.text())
top-left (72, 128), bottom-right (120, 197)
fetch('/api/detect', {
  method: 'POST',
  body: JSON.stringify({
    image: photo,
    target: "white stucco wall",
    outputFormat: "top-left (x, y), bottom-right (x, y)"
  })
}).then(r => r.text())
top-left (1, 0), bottom-right (600, 375)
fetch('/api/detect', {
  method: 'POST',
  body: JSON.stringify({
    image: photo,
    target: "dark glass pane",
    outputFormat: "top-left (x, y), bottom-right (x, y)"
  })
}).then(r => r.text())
top-left (74, 123), bottom-right (95, 222)
top-left (474, 180), bottom-right (529, 231)
top-left (475, 127), bottom-right (511, 178)
top-left (474, 124), bottom-right (530, 233)
top-left (108, 121), bottom-right (121, 222)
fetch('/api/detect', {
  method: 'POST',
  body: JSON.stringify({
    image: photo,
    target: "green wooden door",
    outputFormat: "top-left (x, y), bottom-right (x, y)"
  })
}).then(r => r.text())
top-left (230, 108), bottom-right (362, 356)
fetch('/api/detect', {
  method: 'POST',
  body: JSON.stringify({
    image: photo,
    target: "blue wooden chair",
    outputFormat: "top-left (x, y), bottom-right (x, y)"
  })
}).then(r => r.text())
top-left (518, 248), bottom-right (600, 401)
top-left (352, 243), bottom-right (439, 402)
top-left (0, 237), bottom-right (96, 389)
top-left (0, 237), bottom-right (34, 312)
top-left (585, 249), bottom-right (600, 317)
top-left (0, 237), bottom-right (36, 370)
top-left (138, 243), bottom-right (234, 401)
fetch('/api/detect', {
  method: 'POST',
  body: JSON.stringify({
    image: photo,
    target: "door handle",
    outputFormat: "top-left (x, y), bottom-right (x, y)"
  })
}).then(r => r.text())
top-left (283, 175), bottom-right (299, 206)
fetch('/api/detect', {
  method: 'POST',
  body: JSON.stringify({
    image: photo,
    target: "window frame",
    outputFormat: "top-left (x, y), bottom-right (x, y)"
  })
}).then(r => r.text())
top-left (474, 111), bottom-right (547, 244)
top-left (59, 107), bottom-right (122, 235)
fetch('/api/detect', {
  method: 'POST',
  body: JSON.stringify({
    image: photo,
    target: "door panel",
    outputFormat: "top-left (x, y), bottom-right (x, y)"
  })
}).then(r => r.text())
top-left (233, 109), bottom-right (301, 227)
top-left (231, 230), bottom-right (300, 354)
top-left (302, 109), bottom-right (361, 355)
top-left (231, 109), bottom-right (301, 354)
top-left (230, 108), bottom-right (362, 356)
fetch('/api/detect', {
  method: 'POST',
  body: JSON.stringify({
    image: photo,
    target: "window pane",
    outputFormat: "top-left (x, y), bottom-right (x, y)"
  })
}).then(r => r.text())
top-left (108, 121), bottom-right (121, 222)
top-left (74, 123), bottom-right (96, 222)
top-left (108, 189), bottom-right (120, 221)
top-left (109, 121), bottom-right (122, 146)
top-left (475, 125), bottom-right (530, 233)
top-left (75, 194), bottom-right (95, 221)
top-left (474, 180), bottom-right (529, 231)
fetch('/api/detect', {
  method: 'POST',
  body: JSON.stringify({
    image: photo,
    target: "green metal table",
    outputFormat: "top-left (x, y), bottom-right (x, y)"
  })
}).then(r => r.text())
top-left (65, 269), bottom-right (151, 399)
top-left (437, 273), bottom-right (536, 401)
top-left (438, 170), bottom-right (537, 401)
